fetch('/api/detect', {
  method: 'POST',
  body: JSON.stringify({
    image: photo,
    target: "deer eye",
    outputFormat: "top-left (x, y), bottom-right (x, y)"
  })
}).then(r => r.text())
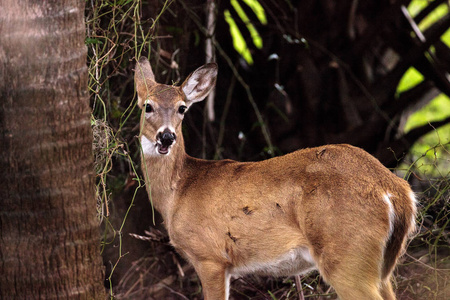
top-left (178, 105), bottom-right (187, 114)
top-left (144, 103), bottom-right (153, 113)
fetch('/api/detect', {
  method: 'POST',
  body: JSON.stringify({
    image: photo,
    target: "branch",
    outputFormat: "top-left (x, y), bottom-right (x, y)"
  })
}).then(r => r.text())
top-left (377, 117), bottom-right (450, 167)
top-left (205, 0), bottom-right (217, 122)
top-left (387, 80), bottom-right (438, 116)
top-left (414, 0), bottom-right (447, 24)
top-left (401, 5), bottom-right (425, 42)
top-left (375, 12), bottom-right (450, 99)
top-left (435, 40), bottom-right (450, 73)
top-left (404, 118), bottom-right (450, 145)
top-left (381, 10), bottom-right (450, 117)
top-left (413, 53), bottom-right (450, 100)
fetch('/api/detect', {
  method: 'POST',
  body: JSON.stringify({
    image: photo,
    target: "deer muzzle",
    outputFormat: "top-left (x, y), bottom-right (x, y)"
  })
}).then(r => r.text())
top-left (156, 129), bottom-right (176, 155)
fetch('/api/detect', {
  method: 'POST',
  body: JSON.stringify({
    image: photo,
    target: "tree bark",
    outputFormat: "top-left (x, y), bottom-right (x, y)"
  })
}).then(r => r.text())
top-left (0, 0), bottom-right (105, 299)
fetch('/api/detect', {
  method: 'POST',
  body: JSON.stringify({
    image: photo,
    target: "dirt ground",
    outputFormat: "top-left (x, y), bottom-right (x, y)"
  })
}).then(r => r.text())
top-left (395, 248), bottom-right (450, 300)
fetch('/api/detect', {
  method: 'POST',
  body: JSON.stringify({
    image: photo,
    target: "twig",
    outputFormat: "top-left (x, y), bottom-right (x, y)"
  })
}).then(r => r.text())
top-left (205, 0), bottom-right (217, 122)
top-left (404, 252), bottom-right (450, 272)
top-left (295, 275), bottom-right (305, 300)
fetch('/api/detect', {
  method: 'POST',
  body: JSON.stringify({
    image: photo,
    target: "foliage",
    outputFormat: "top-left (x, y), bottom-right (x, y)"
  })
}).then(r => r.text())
top-left (398, 0), bottom-right (450, 178)
top-left (409, 0), bottom-right (450, 32)
top-left (224, 0), bottom-right (267, 64)
top-left (85, 0), bottom-right (152, 297)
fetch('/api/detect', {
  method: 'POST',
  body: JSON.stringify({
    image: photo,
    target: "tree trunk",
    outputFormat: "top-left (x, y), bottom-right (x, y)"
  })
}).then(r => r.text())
top-left (0, 0), bottom-right (105, 298)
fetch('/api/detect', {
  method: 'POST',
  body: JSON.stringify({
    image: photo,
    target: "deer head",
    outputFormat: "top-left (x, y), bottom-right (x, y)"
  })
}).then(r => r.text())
top-left (135, 57), bottom-right (217, 156)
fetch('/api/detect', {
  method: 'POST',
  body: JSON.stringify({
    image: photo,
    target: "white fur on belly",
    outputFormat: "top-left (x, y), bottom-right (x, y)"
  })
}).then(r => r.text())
top-left (230, 247), bottom-right (317, 278)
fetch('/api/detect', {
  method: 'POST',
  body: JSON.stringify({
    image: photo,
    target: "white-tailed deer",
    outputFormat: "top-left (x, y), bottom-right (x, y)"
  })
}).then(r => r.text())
top-left (135, 57), bottom-right (417, 300)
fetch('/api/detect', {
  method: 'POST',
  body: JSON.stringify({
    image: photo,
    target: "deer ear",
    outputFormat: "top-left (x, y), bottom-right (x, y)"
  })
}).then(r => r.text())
top-left (135, 57), bottom-right (156, 107)
top-left (181, 63), bottom-right (218, 106)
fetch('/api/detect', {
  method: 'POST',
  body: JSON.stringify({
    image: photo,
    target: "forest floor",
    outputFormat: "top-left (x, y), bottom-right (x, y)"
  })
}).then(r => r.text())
top-left (396, 247), bottom-right (449, 300)
top-left (109, 239), bottom-right (449, 299)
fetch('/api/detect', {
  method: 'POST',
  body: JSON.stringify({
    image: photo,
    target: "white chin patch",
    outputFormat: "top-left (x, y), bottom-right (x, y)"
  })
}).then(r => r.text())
top-left (141, 135), bottom-right (172, 156)
top-left (141, 135), bottom-right (158, 156)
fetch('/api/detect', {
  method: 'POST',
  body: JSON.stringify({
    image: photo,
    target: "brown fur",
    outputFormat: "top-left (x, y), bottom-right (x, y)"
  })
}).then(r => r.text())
top-left (135, 58), bottom-right (417, 300)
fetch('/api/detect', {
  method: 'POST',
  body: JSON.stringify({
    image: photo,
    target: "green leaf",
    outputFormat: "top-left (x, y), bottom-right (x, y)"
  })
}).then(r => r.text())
top-left (224, 9), bottom-right (254, 64)
top-left (397, 67), bottom-right (424, 94)
top-left (231, 0), bottom-right (264, 49)
top-left (241, 0), bottom-right (267, 25)
top-left (408, 1), bottom-right (449, 31)
top-left (404, 94), bottom-right (450, 133)
top-left (85, 37), bottom-right (103, 45)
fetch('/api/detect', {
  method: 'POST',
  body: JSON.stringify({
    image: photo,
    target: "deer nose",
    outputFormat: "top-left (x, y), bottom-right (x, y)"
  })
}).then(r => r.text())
top-left (158, 129), bottom-right (176, 146)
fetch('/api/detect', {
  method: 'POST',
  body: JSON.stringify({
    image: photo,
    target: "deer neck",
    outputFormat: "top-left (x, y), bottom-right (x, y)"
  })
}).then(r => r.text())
top-left (141, 134), bottom-right (186, 222)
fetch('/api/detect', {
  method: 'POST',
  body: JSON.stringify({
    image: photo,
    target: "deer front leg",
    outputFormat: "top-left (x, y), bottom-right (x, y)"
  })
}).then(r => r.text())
top-left (194, 260), bottom-right (230, 300)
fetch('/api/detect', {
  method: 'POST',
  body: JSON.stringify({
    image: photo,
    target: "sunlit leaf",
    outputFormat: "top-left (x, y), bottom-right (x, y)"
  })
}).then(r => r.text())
top-left (404, 94), bottom-right (450, 132)
top-left (397, 67), bottom-right (424, 94)
top-left (441, 28), bottom-right (450, 47)
top-left (407, 0), bottom-right (428, 18)
top-left (242, 0), bottom-right (267, 25)
top-left (224, 9), bottom-right (254, 64)
top-left (231, 0), bottom-right (263, 49)
top-left (407, 1), bottom-right (449, 31)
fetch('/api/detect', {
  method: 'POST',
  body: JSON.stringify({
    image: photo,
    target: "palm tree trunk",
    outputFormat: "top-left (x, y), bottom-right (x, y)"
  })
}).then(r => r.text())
top-left (0, 0), bottom-right (105, 298)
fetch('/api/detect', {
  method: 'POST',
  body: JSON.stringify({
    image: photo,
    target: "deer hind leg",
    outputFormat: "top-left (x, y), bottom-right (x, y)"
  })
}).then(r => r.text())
top-left (193, 260), bottom-right (230, 300)
top-left (379, 277), bottom-right (396, 300)
top-left (316, 246), bottom-right (386, 300)
top-left (325, 269), bottom-right (384, 300)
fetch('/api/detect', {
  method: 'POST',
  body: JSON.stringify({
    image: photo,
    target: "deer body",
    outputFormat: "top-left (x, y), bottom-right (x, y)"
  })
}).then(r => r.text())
top-left (135, 57), bottom-right (417, 300)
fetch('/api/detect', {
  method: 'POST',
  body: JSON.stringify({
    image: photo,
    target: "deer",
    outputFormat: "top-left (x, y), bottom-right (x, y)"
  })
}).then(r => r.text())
top-left (134, 56), bottom-right (417, 300)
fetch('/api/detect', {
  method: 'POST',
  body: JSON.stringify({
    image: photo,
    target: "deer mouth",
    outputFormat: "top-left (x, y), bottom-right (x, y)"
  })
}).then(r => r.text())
top-left (156, 129), bottom-right (176, 155)
top-left (156, 143), bottom-right (171, 155)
